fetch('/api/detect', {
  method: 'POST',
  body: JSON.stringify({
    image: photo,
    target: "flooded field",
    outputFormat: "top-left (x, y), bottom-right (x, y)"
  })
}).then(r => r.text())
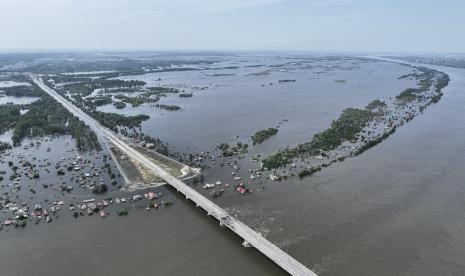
top-left (0, 79), bottom-right (40, 105)
top-left (1, 54), bottom-right (465, 276)
top-left (0, 95), bottom-right (39, 105)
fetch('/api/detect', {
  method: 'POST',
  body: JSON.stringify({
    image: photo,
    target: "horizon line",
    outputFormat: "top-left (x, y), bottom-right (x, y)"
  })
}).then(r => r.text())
top-left (0, 49), bottom-right (464, 56)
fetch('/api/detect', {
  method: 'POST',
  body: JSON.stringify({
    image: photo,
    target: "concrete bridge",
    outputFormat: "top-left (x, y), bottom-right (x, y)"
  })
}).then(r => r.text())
top-left (32, 76), bottom-right (317, 276)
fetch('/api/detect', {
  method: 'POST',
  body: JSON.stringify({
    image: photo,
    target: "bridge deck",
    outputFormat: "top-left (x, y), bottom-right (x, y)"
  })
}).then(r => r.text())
top-left (33, 76), bottom-right (317, 276)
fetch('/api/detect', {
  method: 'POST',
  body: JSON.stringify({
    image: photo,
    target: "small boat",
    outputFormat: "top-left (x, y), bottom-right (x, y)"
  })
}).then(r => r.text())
top-left (31, 210), bottom-right (43, 217)
top-left (99, 210), bottom-right (110, 217)
top-left (203, 183), bottom-right (215, 189)
top-left (212, 189), bottom-right (225, 198)
top-left (133, 194), bottom-right (143, 201)
top-left (236, 186), bottom-right (246, 194)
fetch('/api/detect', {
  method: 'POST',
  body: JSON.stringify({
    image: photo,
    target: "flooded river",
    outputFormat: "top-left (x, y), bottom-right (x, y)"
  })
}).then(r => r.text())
top-left (1, 57), bottom-right (465, 275)
top-left (100, 58), bottom-right (415, 154)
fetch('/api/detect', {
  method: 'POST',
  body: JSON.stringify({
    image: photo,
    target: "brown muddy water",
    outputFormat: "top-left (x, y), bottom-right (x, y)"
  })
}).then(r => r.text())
top-left (1, 60), bottom-right (465, 276)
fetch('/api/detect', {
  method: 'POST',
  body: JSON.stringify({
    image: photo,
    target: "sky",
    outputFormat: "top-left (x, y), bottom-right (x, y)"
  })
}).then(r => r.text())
top-left (0, 0), bottom-right (464, 53)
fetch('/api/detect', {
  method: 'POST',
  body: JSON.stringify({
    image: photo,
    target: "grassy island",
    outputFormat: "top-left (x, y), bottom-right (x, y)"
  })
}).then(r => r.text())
top-left (179, 93), bottom-right (193, 98)
top-left (251, 128), bottom-right (278, 144)
top-left (113, 101), bottom-right (127, 109)
top-left (262, 108), bottom-right (377, 169)
top-left (262, 66), bottom-right (451, 178)
top-left (217, 142), bottom-right (248, 157)
top-left (155, 104), bottom-right (181, 111)
top-left (114, 91), bottom-right (160, 107)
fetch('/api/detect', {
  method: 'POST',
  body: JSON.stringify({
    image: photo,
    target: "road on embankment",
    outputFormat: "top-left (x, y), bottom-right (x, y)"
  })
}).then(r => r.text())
top-left (31, 76), bottom-right (317, 276)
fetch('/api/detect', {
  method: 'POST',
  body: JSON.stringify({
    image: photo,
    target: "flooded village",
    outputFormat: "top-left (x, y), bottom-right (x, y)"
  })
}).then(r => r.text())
top-left (2, 52), bottom-right (465, 276)
top-left (0, 133), bottom-right (182, 230)
top-left (2, 0), bottom-right (465, 273)
top-left (0, 54), bottom-right (450, 232)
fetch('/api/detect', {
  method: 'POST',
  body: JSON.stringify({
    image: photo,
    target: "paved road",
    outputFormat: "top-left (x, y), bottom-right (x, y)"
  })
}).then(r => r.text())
top-left (32, 76), bottom-right (317, 276)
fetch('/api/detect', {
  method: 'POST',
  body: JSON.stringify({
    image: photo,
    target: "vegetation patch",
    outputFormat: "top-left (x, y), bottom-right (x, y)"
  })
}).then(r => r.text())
top-left (396, 88), bottom-right (420, 102)
top-left (0, 93), bottom-right (101, 150)
top-left (0, 141), bottom-right (12, 152)
top-left (179, 93), bottom-right (193, 98)
top-left (114, 91), bottom-right (160, 107)
top-left (90, 111), bottom-right (149, 131)
top-left (251, 128), bottom-right (278, 145)
top-left (113, 101), bottom-right (126, 109)
top-left (435, 73), bottom-right (450, 92)
top-left (155, 104), bottom-right (181, 111)
top-left (0, 103), bottom-right (22, 134)
top-left (262, 108), bottom-right (378, 169)
top-left (366, 99), bottom-right (386, 111)
top-left (62, 79), bottom-right (146, 97)
top-left (0, 83), bottom-right (43, 97)
top-left (298, 166), bottom-right (322, 178)
top-left (263, 66), bottom-right (450, 178)
top-left (87, 95), bottom-right (113, 107)
top-left (12, 96), bottom-right (101, 150)
top-left (217, 142), bottom-right (249, 157)
top-left (354, 127), bottom-right (396, 156)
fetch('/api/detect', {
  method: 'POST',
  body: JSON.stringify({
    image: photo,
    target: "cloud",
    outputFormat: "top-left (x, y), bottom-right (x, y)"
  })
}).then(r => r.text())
top-left (313, 0), bottom-right (356, 7)
top-left (1, 0), bottom-right (287, 15)
top-left (148, 0), bottom-right (287, 13)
